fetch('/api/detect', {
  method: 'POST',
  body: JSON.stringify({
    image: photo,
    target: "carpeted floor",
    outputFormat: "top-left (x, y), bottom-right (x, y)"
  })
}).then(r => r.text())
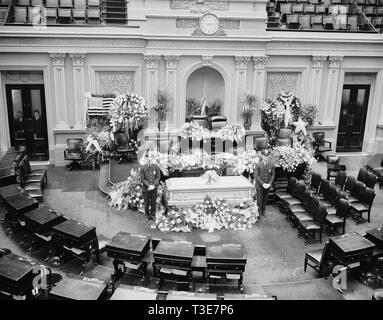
top-left (1, 154), bottom-right (382, 299)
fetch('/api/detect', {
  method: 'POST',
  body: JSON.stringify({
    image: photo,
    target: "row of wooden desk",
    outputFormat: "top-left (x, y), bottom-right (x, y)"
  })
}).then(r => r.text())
top-left (105, 231), bottom-right (247, 292)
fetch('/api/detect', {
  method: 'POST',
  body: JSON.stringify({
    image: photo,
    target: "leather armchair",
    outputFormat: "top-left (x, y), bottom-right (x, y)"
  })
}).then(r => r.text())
top-left (312, 132), bottom-right (332, 161)
top-left (114, 132), bottom-right (134, 164)
top-left (64, 139), bottom-right (83, 171)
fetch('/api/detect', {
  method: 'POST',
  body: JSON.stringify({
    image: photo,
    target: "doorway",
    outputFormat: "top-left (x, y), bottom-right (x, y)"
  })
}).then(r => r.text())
top-left (336, 85), bottom-right (370, 152)
top-left (5, 84), bottom-right (49, 160)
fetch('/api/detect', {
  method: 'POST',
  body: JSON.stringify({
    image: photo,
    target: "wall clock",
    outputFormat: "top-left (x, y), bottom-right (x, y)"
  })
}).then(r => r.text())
top-left (199, 13), bottom-right (220, 36)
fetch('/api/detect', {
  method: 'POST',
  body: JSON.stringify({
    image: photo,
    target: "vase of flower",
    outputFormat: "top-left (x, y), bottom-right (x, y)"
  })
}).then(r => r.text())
top-left (153, 89), bottom-right (171, 131)
top-left (240, 93), bottom-right (257, 131)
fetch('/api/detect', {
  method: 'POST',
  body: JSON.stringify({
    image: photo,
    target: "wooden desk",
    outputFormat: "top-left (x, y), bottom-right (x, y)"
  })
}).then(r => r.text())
top-left (0, 167), bottom-right (16, 187)
top-left (0, 184), bottom-right (23, 201)
top-left (206, 244), bottom-right (247, 292)
top-left (106, 232), bottom-right (150, 276)
top-left (52, 219), bottom-right (99, 265)
top-left (4, 193), bottom-right (39, 217)
top-left (0, 252), bottom-right (36, 298)
top-left (24, 207), bottom-right (66, 235)
top-left (329, 232), bottom-right (375, 266)
top-left (365, 226), bottom-right (383, 249)
top-left (153, 240), bottom-right (194, 281)
top-left (110, 285), bottom-right (158, 300)
top-left (166, 290), bottom-right (217, 300)
top-left (49, 277), bottom-right (108, 300)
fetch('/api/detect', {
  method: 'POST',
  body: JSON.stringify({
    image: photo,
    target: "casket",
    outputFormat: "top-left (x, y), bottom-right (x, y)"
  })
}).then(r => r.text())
top-left (166, 176), bottom-right (254, 207)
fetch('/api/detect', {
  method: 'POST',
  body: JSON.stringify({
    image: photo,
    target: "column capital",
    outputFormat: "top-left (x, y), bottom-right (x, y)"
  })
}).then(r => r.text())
top-left (201, 55), bottom-right (213, 67)
top-left (252, 56), bottom-right (269, 69)
top-left (163, 55), bottom-right (181, 69)
top-left (144, 55), bottom-right (162, 68)
top-left (311, 55), bottom-right (327, 68)
top-left (234, 56), bottom-right (251, 70)
top-left (328, 56), bottom-right (344, 69)
top-left (69, 52), bottom-right (86, 66)
top-left (49, 52), bottom-right (66, 66)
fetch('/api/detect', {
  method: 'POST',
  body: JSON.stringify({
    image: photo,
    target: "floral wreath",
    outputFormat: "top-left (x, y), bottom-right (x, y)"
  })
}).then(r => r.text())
top-left (108, 93), bottom-right (148, 132)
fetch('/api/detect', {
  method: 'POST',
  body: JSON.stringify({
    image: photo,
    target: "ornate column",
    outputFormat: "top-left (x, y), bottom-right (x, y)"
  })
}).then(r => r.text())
top-left (163, 55), bottom-right (180, 127)
top-left (310, 55), bottom-right (327, 123)
top-left (234, 56), bottom-right (251, 123)
top-left (144, 55), bottom-right (162, 128)
top-left (323, 56), bottom-right (343, 125)
top-left (252, 56), bottom-right (269, 130)
top-left (49, 52), bottom-right (68, 129)
top-left (69, 52), bottom-right (86, 129)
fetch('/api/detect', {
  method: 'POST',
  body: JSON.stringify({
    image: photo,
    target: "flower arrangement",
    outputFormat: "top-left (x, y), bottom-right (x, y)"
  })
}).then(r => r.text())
top-left (233, 149), bottom-right (260, 175)
top-left (261, 98), bottom-right (286, 145)
top-left (185, 98), bottom-right (202, 121)
top-left (300, 104), bottom-right (318, 127)
top-left (109, 93), bottom-right (148, 132)
top-left (82, 128), bottom-right (114, 170)
top-left (240, 94), bottom-right (257, 130)
top-left (277, 91), bottom-right (301, 123)
top-left (180, 121), bottom-right (210, 141)
top-left (109, 168), bottom-right (165, 212)
top-left (217, 124), bottom-right (246, 142)
top-left (154, 196), bottom-right (258, 233)
top-left (153, 89), bottom-right (171, 122)
top-left (202, 170), bottom-right (220, 184)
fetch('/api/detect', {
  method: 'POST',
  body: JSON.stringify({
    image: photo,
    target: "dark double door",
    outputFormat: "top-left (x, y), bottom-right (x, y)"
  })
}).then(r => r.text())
top-left (336, 85), bottom-right (370, 152)
top-left (6, 84), bottom-right (49, 160)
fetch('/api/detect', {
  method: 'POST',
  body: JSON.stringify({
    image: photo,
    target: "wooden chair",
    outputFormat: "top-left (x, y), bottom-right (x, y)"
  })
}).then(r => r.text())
top-left (325, 198), bottom-right (349, 235)
top-left (299, 205), bottom-right (327, 244)
top-left (287, 14), bottom-right (300, 29)
top-left (304, 241), bottom-right (329, 276)
top-left (347, 180), bottom-right (366, 203)
top-left (357, 167), bottom-right (368, 184)
top-left (365, 172), bottom-right (378, 189)
top-left (308, 172), bottom-right (322, 194)
top-left (312, 179), bottom-right (330, 201)
top-left (311, 15), bottom-right (323, 29)
top-left (335, 171), bottom-right (347, 190)
top-left (349, 187), bottom-right (375, 223)
top-left (327, 156), bottom-right (341, 181)
top-left (14, 7), bottom-right (27, 24)
top-left (255, 137), bottom-right (268, 151)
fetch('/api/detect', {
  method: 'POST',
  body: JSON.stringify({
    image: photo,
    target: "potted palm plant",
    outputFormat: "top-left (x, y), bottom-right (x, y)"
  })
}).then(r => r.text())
top-left (154, 89), bottom-right (171, 131)
top-left (240, 93), bottom-right (257, 130)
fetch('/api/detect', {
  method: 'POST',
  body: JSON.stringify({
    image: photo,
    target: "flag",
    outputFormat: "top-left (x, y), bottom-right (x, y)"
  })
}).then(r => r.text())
top-left (200, 97), bottom-right (207, 116)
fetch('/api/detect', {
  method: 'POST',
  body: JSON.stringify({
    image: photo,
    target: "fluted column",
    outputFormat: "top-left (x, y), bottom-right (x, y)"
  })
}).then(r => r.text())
top-left (144, 55), bottom-right (162, 128)
top-left (310, 55), bottom-right (327, 123)
top-left (69, 52), bottom-right (86, 129)
top-left (323, 56), bottom-right (343, 125)
top-left (49, 52), bottom-right (68, 129)
top-left (164, 55), bottom-right (180, 127)
top-left (252, 56), bottom-right (268, 130)
top-left (234, 56), bottom-right (251, 124)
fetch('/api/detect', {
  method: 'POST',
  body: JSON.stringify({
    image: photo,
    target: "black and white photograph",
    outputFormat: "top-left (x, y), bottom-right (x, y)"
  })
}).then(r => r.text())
top-left (0, 0), bottom-right (383, 307)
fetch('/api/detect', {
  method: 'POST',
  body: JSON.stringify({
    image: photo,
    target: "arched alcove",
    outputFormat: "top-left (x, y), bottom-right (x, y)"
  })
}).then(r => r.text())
top-left (186, 66), bottom-right (225, 114)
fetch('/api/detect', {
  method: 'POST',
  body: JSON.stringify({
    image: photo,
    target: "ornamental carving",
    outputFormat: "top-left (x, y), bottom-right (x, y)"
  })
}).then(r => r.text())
top-left (164, 55), bottom-right (180, 69)
top-left (311, 55), bottom-right (327, 68)
top-left (220, 19), bottom-right (240, 29)
top-left (328, 56), bottom-right (344, 69)
top-left (96, 71), bottom-right (135, 96)
top-left (176, 19), bottom-right (198, 28)
top-left (202, 55), bottom-right (213, 66)
top-left (170, 0), bottom-right (229, 13)
top-left (49, 52), bottom-right (66, 66)
top-left (69, 52), bottom-right (86, 66)
top-left (253, 56), bottom-right (269, 69)
top-left (266, 72), bottom-right (299, 99)
top-left (176, 18), bottom-right (239, 30)
top-left (143, 55), bottom-right (162, 68)
top-left (234, 56), bottom-right (251, 69)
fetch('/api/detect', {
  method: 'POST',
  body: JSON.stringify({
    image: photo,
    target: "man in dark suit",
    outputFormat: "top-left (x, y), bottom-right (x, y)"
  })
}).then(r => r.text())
top-left (254, 149), bottom-right (275, 217)
top-left (140, 153), bottom-right (161, 221)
